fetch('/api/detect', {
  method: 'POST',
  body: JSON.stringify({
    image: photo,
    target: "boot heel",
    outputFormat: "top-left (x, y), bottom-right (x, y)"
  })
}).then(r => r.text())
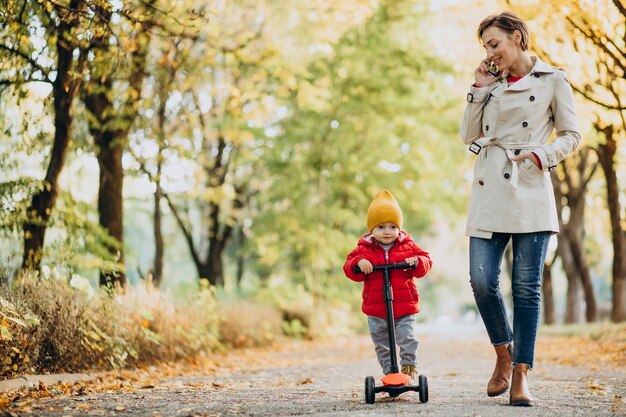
top-left (509, 363), bottom-right (534, 406)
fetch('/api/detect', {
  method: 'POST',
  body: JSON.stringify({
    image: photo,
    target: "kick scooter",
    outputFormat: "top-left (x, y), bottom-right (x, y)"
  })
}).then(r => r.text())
top-left (353, 261), bottom-right (429, 404)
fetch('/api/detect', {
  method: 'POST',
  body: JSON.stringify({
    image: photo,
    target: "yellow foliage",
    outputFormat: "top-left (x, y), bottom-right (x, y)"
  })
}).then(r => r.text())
top-left (1, 272), bottom-right (222, 376)
top-left (537, 323), bottom-right (626, 369)
top-left (297, 80), bottom-right (332, 112)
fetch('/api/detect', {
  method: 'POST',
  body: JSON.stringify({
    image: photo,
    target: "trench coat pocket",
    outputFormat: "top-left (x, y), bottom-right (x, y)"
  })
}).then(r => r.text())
top-left (518, 159), bottom-right (543, 188)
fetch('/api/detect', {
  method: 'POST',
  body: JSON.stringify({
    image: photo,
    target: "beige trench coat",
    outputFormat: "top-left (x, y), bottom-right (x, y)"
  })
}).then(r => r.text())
top-left (460, 57), bottom-right (582, 238)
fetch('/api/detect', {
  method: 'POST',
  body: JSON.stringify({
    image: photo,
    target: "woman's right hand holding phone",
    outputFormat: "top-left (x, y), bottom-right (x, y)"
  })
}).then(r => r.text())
top-left (474, 59), bottom-right (506, 87)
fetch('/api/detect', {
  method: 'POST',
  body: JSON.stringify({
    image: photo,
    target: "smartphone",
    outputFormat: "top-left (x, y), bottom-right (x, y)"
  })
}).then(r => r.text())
top-left (487, 61), bottom-right (501, 77)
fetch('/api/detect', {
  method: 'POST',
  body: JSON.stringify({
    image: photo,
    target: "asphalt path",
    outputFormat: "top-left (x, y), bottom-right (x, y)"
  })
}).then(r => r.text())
top-left (6, 323), bottom-right (624, 416)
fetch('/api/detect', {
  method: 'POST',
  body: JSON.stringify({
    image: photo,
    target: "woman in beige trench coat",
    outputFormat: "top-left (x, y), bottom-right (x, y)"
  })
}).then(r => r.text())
top-left (460, 11), bottom-right (581, 406)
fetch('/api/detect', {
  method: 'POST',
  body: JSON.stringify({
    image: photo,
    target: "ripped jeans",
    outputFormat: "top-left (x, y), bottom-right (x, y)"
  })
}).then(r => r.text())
top-left (469, 232), bottom-right (551, 368)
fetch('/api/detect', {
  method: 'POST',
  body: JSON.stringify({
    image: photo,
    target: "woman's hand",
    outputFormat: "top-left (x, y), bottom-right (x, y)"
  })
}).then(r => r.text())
top-left (357, 259), bottom-right (373, 274)
top-left (511, 151), bottom-right (540, 167)
top-left (474, 59), bottom-right (508, 87)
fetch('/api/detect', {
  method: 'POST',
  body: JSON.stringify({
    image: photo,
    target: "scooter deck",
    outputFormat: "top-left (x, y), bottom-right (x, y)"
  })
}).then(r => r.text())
top-left (374, 383), bottom-right (421, 398)
top-left (381, 372), bottom-right (410, 386)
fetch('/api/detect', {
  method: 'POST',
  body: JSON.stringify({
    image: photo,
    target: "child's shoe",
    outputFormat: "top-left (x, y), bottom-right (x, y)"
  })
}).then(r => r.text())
top-left (401, 365), bottom-right (417, 382)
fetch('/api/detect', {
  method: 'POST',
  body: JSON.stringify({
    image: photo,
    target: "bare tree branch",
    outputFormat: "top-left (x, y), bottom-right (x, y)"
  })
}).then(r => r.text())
top-left (570, 83), bottom-right (626, 111)
top-left (613, 0), bottom-right (626, 18)
top-left (162, 191), bottom-right (203, 268)
top-left (0, 44), bottom-right (52, 83)
top-left (566, 15), bottom-right (626, 75)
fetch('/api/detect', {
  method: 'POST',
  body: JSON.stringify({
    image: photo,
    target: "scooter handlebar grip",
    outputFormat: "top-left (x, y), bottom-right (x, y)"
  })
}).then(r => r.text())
top-left (352, 262), bottom-right (416, 274)
top-left (393, 262), bottom-right (416, 270)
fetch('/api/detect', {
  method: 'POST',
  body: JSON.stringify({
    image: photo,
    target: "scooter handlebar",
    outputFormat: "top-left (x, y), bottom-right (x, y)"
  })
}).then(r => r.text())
top-left (352, 262), bottom-right (416, 274)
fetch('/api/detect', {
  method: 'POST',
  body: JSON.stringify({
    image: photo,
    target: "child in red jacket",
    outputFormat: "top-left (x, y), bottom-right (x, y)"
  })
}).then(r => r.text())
top-left (344, 190), bottom-right (432, 380)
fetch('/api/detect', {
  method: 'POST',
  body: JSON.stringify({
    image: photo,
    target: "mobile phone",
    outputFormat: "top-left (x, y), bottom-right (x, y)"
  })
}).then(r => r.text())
top-left (487, 61), bottom-right (501, 77)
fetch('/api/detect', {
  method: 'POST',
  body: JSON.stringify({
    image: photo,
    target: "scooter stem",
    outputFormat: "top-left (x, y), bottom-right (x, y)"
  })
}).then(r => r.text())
top-left (383, 266), bottom-right (399, 374)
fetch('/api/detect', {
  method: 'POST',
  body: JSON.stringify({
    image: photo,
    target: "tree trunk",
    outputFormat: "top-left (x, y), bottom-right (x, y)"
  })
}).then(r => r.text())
top-left (596, 124), bottom-right (626, 322)
top-left (152, 166), bottom-right (164, 287)
top-left (82, 3), bottom-right (154, 287)
top-left (22, 0), bottom-right (83, 270)
top-left (567, 228), bottom-right (597, 322)
top-left (559, 237), bottom-right (583, 323)
top-left (550, 149), bottom-right (598, 323)
top-left (207, 236), bottom-right (224, 287)
top-left (96, 130), bottom-right (126, 287)
top-left (552, 172), bottom-right (582, 324)
top-left (83, 64), bottom-right (127, 287)
top-left (542, 253), bottom-right (556, 325)
top-left (235, 227), bottom-right (245, 287)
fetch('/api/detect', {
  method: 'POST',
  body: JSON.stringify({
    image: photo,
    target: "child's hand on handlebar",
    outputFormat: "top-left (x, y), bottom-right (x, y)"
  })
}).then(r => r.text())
top-left (404, 257), bottom-right (419, 268)
top-left (357, 259), bottom-right (374, 274)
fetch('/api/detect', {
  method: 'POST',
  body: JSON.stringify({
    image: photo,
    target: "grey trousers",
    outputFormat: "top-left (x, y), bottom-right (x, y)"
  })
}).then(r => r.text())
top-left (367, 314), bottom-right (418, 374)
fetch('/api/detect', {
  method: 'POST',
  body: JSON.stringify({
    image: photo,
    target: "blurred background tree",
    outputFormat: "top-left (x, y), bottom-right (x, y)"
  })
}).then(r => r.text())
top-left (0, 0), bottom-right (624, 334)
top-left (507, 0), bottom-right (626, 322)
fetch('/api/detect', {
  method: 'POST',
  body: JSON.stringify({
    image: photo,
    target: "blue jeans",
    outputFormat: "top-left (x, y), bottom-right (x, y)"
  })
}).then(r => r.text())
top-left (469, 232), bottom-right (551, 368)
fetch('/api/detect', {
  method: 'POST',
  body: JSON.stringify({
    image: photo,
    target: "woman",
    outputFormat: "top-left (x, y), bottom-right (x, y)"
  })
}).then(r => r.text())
top-left (460, 11), bottom-right (581, 406)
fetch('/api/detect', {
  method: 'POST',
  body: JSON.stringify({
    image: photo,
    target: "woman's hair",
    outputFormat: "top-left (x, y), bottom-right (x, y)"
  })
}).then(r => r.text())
top-left (477, 11), bottom-right (529, 51)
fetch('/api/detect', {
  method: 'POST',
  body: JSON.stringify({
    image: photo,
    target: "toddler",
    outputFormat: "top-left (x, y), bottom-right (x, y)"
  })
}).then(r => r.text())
top-left (343, 190), bottom-right (432, 380)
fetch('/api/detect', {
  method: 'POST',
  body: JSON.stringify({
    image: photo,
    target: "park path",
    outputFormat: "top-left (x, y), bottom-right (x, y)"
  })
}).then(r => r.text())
top-left (5, 324), bottom-right (625, 416)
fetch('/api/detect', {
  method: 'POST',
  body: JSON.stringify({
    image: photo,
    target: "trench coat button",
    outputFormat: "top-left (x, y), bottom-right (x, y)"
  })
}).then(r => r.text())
top-left (478, 180), bottom-right (484, 186)
top-left (529, 96), bottom-right (535, 102)
top-left (485, 125), bottom-right (489, 131)
top-left (522, 121), bottom-right (528, 128)
top-left (504, 173), bottom-right (510, 179)
top-left (514, 149), bottom-right (521, 155)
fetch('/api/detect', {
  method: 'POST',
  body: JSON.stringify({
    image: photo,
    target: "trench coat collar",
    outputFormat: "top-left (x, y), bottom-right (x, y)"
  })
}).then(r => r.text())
top-left (530, 56), bottom-right (556, 75)
top-left (499, 56), bottom-right (555, 93)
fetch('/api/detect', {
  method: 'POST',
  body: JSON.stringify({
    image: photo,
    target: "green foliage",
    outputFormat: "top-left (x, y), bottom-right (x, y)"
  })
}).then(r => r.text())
top-left (282, 318), bottom-right (307, 339)
top-left (251, 0), bottom-right (465, 295)
top-left (253, 276), bottom-right (365, 339)
top-left (0, 179), bottom-right (123, 281)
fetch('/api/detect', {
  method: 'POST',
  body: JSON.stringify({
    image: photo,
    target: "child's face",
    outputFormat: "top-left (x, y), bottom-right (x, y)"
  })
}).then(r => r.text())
top-left (371, 222), bottom-right (400, 245)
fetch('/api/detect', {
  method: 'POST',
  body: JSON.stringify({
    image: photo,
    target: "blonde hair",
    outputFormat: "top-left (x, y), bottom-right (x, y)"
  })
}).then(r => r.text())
top-left (477, 11), bottom-right (530, 51)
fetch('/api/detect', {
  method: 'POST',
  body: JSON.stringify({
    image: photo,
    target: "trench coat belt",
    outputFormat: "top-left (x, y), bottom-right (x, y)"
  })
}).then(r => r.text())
top-left (479, 137), bottom-right (548, 190)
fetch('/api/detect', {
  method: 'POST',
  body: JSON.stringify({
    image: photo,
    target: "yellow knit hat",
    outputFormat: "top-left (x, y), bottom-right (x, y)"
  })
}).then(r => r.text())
top-left (366, 190), bottom-right (403, 232)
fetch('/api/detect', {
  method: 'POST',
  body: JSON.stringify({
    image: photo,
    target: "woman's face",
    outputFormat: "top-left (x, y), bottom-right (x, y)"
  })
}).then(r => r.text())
top-left (481, 26), bottom-right (521, 72)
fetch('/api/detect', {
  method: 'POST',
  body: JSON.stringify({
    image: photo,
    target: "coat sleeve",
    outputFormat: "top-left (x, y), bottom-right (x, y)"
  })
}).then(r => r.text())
top-left (343, 245), bottom-right (366, 282)
top-left (536, 70), bottom-right (582, 171)
top-left (460, 84), bottom-right (496, 145)
top-left (410, 241), bottom-right (432, 279)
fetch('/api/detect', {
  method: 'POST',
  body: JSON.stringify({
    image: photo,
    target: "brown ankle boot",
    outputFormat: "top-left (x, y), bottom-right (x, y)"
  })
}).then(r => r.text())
top-left (510, 363), bottom-right (534, 406)
top-left (487, 344), bottom-right (513, 397)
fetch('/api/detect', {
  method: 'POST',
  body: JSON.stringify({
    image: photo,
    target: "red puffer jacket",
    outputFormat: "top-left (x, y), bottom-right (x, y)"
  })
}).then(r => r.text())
top-left (343, 231), bottom-right (432, 319)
